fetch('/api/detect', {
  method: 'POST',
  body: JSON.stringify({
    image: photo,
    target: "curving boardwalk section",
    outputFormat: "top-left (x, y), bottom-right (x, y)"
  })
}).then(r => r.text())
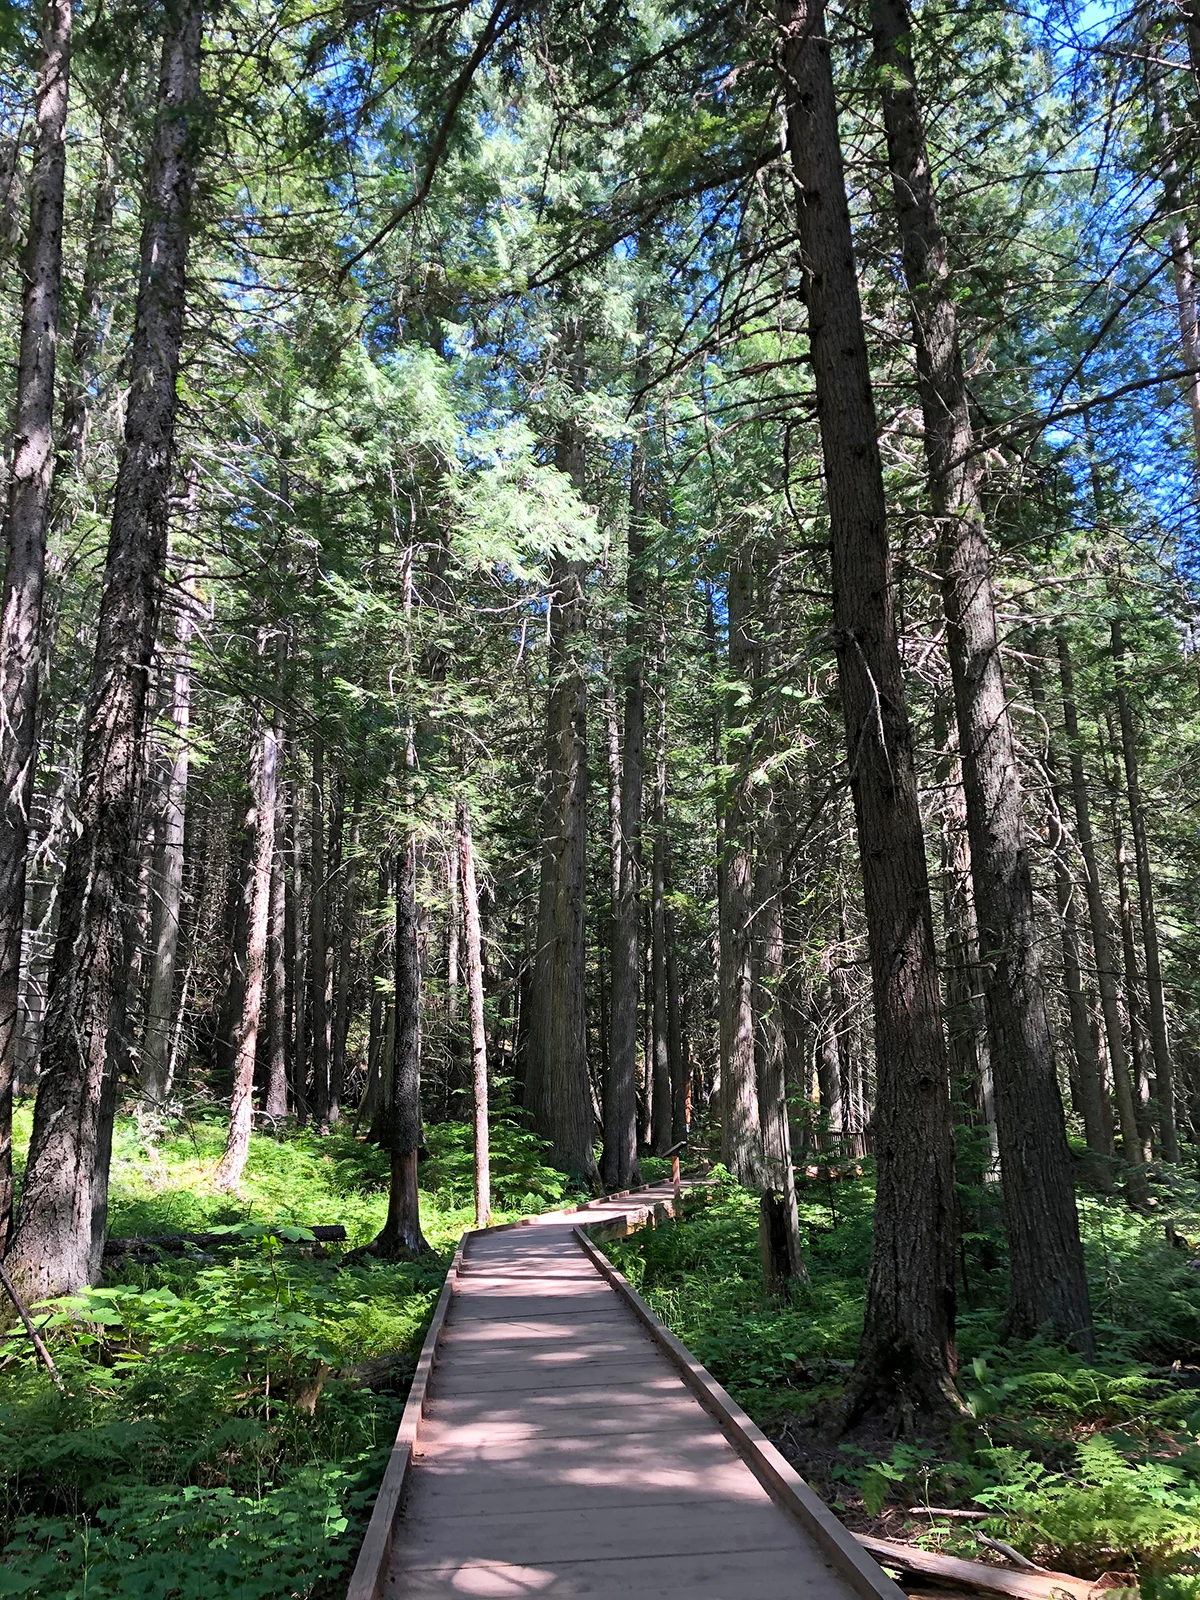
top-left (351, 1182), bottom-right (902, 1600)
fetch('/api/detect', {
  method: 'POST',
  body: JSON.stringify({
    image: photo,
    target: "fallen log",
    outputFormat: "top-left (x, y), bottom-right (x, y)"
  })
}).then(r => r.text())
top-left (103, 1224), bottom-right (347, 1256)
top-left (854, 1535), bottom-right (1109, 1600)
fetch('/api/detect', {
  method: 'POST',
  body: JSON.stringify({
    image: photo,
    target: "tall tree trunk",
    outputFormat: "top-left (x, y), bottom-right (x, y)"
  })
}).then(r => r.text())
top-left (1106, 770), bottom-right (1155, 1163)
top-left (525, 399), bottom-right (597, 1185)
top-left (755, 802), bottom-right (807, 1291)
top-left (370, 830), bottom-right (428, 1256)
top-left (650, 685), bottom-right (673, 1155)
top-left (869, 0), bottom-right (1091, 1352)
top-left (309, 729), bottom-right (329, 1125)
top-left (779, 0), bottom-right (960, 1420)
top-left (141, 557), bottom-right (196, 1103)
top-left (1029, 659), bottom-right (1111, 1178)
top-left (719, 550), bottom-right (763, 1186)
top-left (1057, 632), bottom-right (1149, 1206)
top-left (264, 726), bottom-right (288, 1120)
top-left (604, 326), bottom-right (650, 1189)
top-left (457, 799), bottom-right (490, 1229)
top-left (7, 0), bottom-right (203, 1301)
top-left (0, 0), bottom-right (72, 1251)
top-left (214, 719), bottom-right (278, 1189)
top-left (286, 760), bottom-right (308, 1121)
top-left (1110, 618), bottom-right (1177, 1160)
top-left (329, 797), bottom-right (358, 1127)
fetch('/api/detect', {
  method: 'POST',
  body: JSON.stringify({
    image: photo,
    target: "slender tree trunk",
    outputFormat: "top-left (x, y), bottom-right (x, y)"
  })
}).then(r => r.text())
top-left (329, 798), bottom-right (358, 1127)
top-left (1057, 632), bottom-right (1149, 1206)
top-left (1106, 770), bottom-right (1156, 1163)
top-left (446, 836), bottom-right (463, 1089)
top-left (869, 0), bottom-right (1091, 1352)
top-left (525, 398), bottom-right (597, 1185)
top-left (264, 728), bottom-right (288, 1120)
top-left (779, 0), bottom-right (960, 1419)
top-left (361, 856), bottom-right (392, 1129)
top-left (141, 558), bottom-right (196, 1102)
top-left (604, 327), bottom-right (650, 1189)
top-left (371, 830), bottom-right (428, 1256)
top-left (309, 730), bottom-right (329, 1125)
top-left (1110, 619), bottom-right (1177, 1160)
top-left (756, 802), bottom-right (807, 1290)
top-left (650, 691), bottom-right (672, 1155)
top-left (1029, 660), bottom-right (1110, 1176)
top-left (720, 550), bottom-right (763, 1186)
top-left (214, 720), bottom-right (278, 1189)
top-left (457, 799), bottom-right (490, 1229)
top-left (286, 763), bottom-right (308, 1121)
top-left (0, 0), bottom-right (72, 1251)
top-left (6, 0), bottom-right (203, 1301)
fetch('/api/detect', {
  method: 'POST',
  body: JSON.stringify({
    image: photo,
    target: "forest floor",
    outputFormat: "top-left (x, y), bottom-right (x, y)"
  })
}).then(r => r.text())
top-left (605, 1161), bottom-right (1200, 1600)
top-left (0, 1107), bottom-right (600, 1599)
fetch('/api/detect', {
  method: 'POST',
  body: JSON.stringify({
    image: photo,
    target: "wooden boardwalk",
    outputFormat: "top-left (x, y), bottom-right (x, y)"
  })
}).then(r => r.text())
top-left (356, 1182), bottom-right (900, 1600)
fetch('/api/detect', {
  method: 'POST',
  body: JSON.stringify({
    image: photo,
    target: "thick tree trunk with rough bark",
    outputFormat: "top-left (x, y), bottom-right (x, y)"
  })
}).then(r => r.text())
top-left (779, 0), bottom-right (960, 1419)
top-left (6, 0), bottom-right (203, 1302)
top-left (214, 720), bottom-right (278, 1190)
top-left (457, 799), bottom-right (490, 1229)
top-left (869, 0), bottom-right (1091, 1353)
top-left (0, 0), bottom-right (72, 1251)
top-left (142, 563), bottom-right (196, 1102)
top-left (650, 688), bottom-right (673, 1154)
top-left (1057, 633), bottom-right (1150, 1206)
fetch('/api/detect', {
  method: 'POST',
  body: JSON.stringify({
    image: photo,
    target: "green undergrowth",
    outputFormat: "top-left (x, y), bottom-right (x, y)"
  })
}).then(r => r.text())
top-left (606, 1165), bottom-right (1200, 1588)
top-left (0, 1107), bottom-right (579, 1599)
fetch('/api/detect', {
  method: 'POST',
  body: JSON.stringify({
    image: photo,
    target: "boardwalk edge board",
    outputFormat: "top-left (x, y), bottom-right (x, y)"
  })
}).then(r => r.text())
top-left (573, 1222), bottom-right (908, 1600)
top-left (344, 1234), bottom-right (465, 1600)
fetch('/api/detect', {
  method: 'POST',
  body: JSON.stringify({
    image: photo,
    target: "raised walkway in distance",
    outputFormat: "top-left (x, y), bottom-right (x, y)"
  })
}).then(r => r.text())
top-left (349, 1180), bottom-right (903, 1600)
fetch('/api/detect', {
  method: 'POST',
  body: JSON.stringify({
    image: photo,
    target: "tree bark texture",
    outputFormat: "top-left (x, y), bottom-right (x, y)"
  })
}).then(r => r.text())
top-left (869, 0), bottom-right (1091, 1352)
top-left (214, 720), bottom-right (278, 1190)
top-left (6, 0), bottom-right (203, 1302)
top-left (264, 726), bottom-right (288, 1119)
top-left (457, 799), bottom-right (490, 1229)
top-left (779, 0), bottom-right (960, 1417)
top-left (0, 0), bottom-right (72, 1251)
